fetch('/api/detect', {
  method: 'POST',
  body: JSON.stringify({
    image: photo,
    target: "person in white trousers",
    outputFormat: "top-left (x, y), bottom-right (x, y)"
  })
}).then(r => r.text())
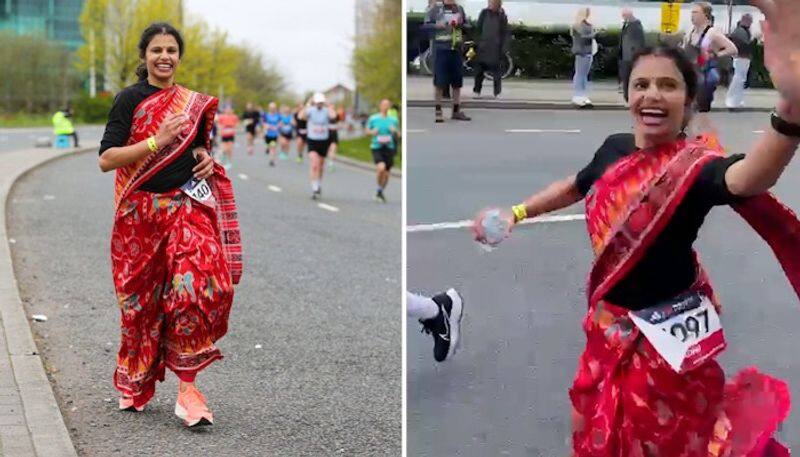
top-left (726, 14), bottom-right (758, 109)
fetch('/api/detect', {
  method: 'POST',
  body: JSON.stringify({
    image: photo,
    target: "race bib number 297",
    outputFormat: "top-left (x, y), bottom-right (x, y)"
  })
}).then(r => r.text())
top-left (629, 293), bottom-right (726, 373)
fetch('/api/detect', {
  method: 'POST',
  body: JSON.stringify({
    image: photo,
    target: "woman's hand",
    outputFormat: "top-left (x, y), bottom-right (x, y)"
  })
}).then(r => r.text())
top-left (472, 207), bottom-right (515, 245)
top-left (155, 113), bottom-right (190, 148)
top-left (752, 0), bottom-right (800, 106)
top-left (192, 148), bottom-right (214, 179)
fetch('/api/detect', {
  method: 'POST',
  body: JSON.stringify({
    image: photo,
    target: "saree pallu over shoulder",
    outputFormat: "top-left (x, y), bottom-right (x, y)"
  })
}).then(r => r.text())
top-left (571, 135), bottom-right (797, 456)
top-left (112, 84), bottom-right (242, 284)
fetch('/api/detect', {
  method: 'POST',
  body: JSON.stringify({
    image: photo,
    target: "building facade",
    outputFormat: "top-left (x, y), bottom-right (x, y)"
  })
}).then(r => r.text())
top-left (0, 0), bottom-right (83, 50)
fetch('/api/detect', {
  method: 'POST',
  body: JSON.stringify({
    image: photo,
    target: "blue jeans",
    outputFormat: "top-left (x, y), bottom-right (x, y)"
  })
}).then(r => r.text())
top-left (573, 54), bottom-right (593, 98)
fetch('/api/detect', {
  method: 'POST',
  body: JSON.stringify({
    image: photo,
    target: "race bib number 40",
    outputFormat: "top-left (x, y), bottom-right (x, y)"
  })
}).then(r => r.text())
top-left (180, 178), bottom-right (215, 207)
top-left (629, 293), bottom-right (726, 373)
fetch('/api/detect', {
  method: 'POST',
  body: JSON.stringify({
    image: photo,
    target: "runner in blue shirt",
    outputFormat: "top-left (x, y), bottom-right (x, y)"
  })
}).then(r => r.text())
top-left (366, 99), bottom-right (400, 202)
top-left (278, 105), bottom-right (294, 161)
top-left (262, 102), bottom-right (280, 167)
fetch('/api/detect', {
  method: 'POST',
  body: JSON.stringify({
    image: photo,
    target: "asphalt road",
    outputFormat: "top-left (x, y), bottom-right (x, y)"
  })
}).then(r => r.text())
top-left (0, 126), bottom-right (105, 153)
top-left (406, 108), bottom-right (800, 456)
top-left (8, 139), bottom-right (401, 456)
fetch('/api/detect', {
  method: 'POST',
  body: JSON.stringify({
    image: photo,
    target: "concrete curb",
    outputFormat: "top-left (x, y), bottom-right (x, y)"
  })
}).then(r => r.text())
top-left (407, 99), bottom-right (774, 112)
top-left (1, 145), bottom-right (97, 457)
top-left (334, 154), bottom-right (402, 178)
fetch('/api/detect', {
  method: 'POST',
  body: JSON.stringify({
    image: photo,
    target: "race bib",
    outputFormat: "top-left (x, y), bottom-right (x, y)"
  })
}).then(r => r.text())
top-left (311, 125), bottom-right (328, 136)
top-left (377, 135), bottom-right (392, 144)
top-left (244, 119), bottom-right (253, 126)
top-left (180, 177), bottom-right (215, 207)
top-left (629, 292), bottom-right (725, 373)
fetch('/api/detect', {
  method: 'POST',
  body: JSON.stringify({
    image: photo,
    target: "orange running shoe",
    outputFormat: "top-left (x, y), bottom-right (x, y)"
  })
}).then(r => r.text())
top-left (118, 395), bottom-right (145, 412)
top-left (175, 385), bottom-right (213, 427)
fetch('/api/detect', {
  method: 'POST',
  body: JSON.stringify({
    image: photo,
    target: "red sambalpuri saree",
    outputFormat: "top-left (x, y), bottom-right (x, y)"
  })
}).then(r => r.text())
top-left (109, 85), bottom-right (242, 406)
top-left (571, 135), bottom-right (796, 456)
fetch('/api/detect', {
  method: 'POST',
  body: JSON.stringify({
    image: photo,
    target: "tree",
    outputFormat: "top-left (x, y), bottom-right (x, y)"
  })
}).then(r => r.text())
top-left (353, 0), bottom-right (401, 110)
top-left (0, 32), bottom-right (80, 113)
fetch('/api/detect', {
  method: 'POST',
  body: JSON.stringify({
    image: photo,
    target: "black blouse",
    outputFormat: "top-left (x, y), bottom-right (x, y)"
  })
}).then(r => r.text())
top-left (99, 80), bottom-right (206, 193)
top-left (576, 133), bottom-right (745, 309)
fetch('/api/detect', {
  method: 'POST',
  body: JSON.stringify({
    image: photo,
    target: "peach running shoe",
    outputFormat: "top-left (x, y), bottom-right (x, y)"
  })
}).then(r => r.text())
top-left (175, 385), bottom-right (213, 427)
top-left (118, 395), bottom-right (145, 412)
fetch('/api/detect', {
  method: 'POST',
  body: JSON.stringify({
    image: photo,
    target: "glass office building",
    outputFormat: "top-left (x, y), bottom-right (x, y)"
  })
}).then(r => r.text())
top-left (0, 0), bottom-right (83, 50)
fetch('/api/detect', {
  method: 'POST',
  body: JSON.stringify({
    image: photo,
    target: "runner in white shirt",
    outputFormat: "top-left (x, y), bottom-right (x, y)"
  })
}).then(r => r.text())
top-left (298, 92), bottom-right (337, 200)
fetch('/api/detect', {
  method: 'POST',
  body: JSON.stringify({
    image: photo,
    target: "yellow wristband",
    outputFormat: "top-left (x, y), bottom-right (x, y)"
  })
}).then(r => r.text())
top-left (512, 204), bottom-right (527, 223)
top-left (146, 136), bottom-right (158, 153)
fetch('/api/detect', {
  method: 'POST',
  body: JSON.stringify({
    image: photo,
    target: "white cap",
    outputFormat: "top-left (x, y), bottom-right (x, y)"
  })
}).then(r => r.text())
top-left (312, 92), bottom-right (326, 104)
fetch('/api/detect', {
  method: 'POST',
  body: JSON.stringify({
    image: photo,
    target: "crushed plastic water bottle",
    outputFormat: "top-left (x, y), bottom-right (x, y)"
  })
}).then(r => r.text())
top-left (480, 209), bottom-right (509, 252)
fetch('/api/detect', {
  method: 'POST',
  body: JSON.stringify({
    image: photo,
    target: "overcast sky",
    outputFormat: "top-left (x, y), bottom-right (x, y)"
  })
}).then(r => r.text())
top-left (185, 0), bottom-right (356, 96)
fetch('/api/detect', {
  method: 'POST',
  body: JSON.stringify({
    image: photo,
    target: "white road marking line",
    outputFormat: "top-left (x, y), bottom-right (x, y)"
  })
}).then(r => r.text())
top-left (753, 130), bottom-right (765, 133)
top-left (43, 195), bottom-right (55, 201)
top-left (237, 173), bottom-right (249, 180)
top-left (505, 129), bottom-right (581, 134)
top-left (406, 213), bottom-right (585, 233)
top-left (268, 185), bottom-right (282, 192)
top-left (407, 129), bottom-right (427, 133)
top-left (318, 203), bottom-right (340, 212)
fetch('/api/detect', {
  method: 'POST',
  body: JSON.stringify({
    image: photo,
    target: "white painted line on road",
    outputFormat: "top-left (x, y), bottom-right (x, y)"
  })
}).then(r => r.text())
top-left (43, 195), bottom-right (55, 201)
top-left (237, 173), bottom-right (249, 180)
top-left (753, 130), bottom-right (765, 134)
top-left (407, 129), bottom-right (427, 133)
top-left (406, 213), bottom-right (585, 233)
top-left (268, 185), bottom-right (282, 192)
top-left (505, 129), bottom-right (581, 134)
top-left (318, 203), bottom-right (340, 212)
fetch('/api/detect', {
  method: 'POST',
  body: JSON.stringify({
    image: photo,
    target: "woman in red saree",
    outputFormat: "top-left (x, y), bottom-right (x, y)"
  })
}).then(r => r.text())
top-left (98, 23), bottom-right (242, 427)
top-left (474, 1), bottom-right (800, 454)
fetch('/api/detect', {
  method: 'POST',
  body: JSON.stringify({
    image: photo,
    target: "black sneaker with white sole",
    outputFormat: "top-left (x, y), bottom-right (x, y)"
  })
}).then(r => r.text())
top-left (419, 288), bottom-right (463, 362)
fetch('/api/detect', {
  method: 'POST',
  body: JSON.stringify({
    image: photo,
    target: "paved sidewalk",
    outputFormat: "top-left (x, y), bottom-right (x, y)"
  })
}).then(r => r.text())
top-left (0, 145), bottom-right (97, 457)
top-left (408, 75), bottom-right (779, 111)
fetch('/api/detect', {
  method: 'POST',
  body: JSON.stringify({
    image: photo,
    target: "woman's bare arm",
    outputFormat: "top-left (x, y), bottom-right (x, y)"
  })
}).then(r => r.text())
top-left (516, 174), bottom-right (584, 220)
top-left (725, 105), bottom-right (800, 197)
top-left (98, 113), bottom-right (188, 172)
top-left (711, 29), bottom-right (738, 57)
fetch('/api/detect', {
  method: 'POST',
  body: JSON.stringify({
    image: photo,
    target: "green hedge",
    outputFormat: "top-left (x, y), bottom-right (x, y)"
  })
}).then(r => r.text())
top-left (408, 15), bottom-right (773, 88)
top-left (72, 91), bottom-right (114, 123)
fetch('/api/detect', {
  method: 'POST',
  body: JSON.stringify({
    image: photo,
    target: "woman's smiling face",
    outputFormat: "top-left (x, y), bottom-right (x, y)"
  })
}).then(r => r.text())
top-left (628, 55), bottom-right (691, 145)
top-left (144, 34), bottom-right (181, 83)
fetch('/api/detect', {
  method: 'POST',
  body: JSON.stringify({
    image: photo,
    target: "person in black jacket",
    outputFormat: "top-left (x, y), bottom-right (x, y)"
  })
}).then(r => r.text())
top-left (725, 14), bottom-right (757, 109)
top-left (472, 0), bottom-right (510, 98)
top-left (618, 8), bottom-right (645, 101)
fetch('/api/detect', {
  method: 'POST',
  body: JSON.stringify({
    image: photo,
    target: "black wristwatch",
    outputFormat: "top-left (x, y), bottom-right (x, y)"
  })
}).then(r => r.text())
top-left (770, 111), bottom-right (800, 138)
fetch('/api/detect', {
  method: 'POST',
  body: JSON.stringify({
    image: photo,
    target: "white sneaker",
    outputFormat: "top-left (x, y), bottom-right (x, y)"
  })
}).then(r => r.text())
top-left (473, 91), bottom-right (482, 99)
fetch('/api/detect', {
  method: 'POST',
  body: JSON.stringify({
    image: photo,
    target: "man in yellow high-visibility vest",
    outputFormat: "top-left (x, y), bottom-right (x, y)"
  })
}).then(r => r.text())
top-left (52, 107), bottom-right (79, 147)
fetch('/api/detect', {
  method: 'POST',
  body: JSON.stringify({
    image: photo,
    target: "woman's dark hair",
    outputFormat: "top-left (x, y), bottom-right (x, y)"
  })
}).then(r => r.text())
top-left (623, 46), bottom-right (698, 105)
top-left (135, 22), bottom-right (184, 81)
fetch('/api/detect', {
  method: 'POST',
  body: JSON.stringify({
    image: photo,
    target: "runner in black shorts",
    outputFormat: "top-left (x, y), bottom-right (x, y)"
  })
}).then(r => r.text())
top-left (366, 99), bottom-right (400, 202)
top-left (299, 93), bottom-right (337, 199)
top-left (294, 103), bottom-right (307, 163)
top-left (326, 108), bottom-right (341, 170)
top-left (278, 105), bottom-right (294, 161)
top-left (242, 102), bottom-right (260, 155)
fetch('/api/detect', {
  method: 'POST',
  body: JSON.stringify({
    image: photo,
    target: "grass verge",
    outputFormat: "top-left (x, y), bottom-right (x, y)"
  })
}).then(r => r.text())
top-left (337, 136), bottom-right (402, 169)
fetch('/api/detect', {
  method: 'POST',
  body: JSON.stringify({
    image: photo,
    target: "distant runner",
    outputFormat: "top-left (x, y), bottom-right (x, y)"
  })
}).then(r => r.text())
top-left (262, 102), bottom-right (280, 167)
top-left (299, 92), bottom-right (337, 200)
top-left (366, 99), bottom-right (400, 203)
top-left (242, 102), bottom-right (261, 155)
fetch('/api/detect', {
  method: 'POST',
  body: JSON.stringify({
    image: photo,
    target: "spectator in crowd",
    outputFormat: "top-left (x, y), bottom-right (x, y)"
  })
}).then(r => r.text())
top-left (570, 7), bottom-right (596, 108)
top-left (472, 0), bottom-right (510, 99)
top-left (618, 8), bottom-right (645, 101)
top-left (726, 13), bottom-right (757, 109)
top-left (422, 0), bottom-right (471, 122)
